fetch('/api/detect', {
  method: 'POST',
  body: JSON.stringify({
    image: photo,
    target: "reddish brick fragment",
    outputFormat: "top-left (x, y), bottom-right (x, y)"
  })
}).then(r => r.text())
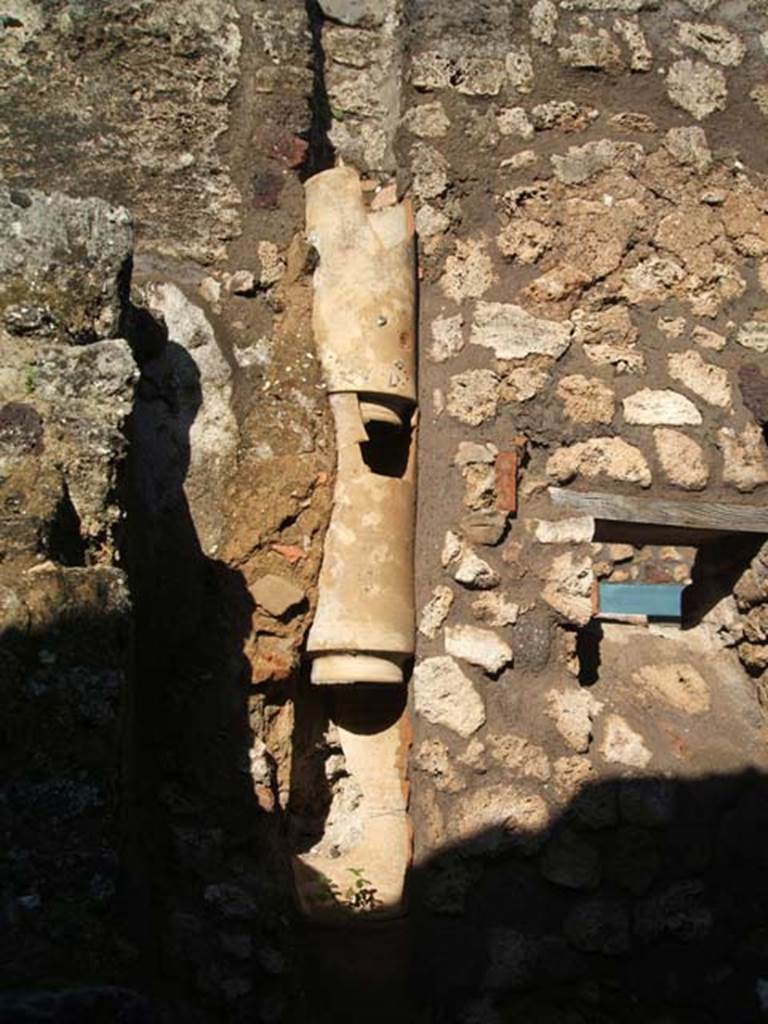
top-left (272, 543), bottom-right (304, 565)
top-left (495, 451), bottom-right (518, 513)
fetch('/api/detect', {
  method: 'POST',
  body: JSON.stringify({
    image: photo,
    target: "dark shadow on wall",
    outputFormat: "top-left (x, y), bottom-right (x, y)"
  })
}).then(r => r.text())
top-left (0, 308), bottom-right (308, 1022)
top-left (298, 766), bottom-right (768, 1024)
top-left (683, 537), bottom-right (764, 630)
top-left (116, 311), bottom-right (300, 1021)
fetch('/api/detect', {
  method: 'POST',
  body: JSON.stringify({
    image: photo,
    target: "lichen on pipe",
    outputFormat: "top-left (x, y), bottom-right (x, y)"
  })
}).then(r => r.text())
top-left (305, 165), bottom-right (417, 686)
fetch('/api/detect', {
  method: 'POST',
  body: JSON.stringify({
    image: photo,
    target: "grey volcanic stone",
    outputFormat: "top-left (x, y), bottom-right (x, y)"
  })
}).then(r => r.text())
top-left (319, 0), bottom-right (389, 26)
top-left (0, 184), bottom-right (132, 342)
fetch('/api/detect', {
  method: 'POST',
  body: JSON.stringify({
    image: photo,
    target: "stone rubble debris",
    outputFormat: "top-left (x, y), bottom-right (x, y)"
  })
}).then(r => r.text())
top-left (413, 656), bottom-right (487, 737)
top-left (444, 623), bottom-right (513, 675)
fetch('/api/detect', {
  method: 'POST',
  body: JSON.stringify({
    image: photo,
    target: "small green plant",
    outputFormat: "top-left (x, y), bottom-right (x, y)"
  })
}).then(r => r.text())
top-left (309, 872), bottom-right (342, 905)
top-left (343, 867), bottom-right (380, 912)
top-left (329, 104), bottom-right (346, 122)
top-left (24, 363), bottom-right (38, 394)
top-left (309, 867), bottom-right (380, 914)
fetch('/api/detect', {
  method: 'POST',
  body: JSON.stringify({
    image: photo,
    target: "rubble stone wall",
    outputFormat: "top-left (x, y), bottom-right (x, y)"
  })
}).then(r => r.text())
top-left (1, 2), bottom-right (332, 1020)
top-left (402, 2), bottom-right (768, 1019)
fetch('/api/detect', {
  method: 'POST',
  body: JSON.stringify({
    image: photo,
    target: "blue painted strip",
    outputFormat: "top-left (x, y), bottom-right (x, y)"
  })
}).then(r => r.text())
top-left (598, 582), bottom-right (683, 618)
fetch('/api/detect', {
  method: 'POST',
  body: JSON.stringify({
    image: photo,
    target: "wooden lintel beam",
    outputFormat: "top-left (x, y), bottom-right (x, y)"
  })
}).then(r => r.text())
top-left (549, 487), bottom-right (768, 535)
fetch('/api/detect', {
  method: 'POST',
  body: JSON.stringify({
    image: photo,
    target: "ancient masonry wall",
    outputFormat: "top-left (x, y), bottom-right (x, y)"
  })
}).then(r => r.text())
top-left (0, 3), bottom-right (333, 1020)
top-left (395, 2), bottom-right (768, 1019)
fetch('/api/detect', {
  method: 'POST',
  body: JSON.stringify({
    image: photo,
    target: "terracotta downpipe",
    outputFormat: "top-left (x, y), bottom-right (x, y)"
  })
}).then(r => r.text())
top-left (293, 165), bottom-right (415, 922)
top-left (305, 165), bottom-right (417, 686)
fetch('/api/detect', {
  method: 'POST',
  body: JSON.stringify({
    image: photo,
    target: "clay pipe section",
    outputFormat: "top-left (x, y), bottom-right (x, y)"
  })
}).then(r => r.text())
top-left (292, 686), bottom-right (412, 923)
top-left (305, 166), bottom-right (417, 687)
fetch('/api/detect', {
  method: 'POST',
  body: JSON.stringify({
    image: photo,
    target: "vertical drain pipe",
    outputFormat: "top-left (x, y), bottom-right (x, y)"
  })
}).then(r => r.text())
top-left (306, 164), bottom-right (416, 686)
top-left (294, 164), bottom-right (415, 921)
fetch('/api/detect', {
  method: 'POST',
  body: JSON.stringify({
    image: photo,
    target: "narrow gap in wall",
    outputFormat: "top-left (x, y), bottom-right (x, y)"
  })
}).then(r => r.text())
top-left (301, 0), bottom-right (335, 180)
top-left (48, 481), bottom-right (86, 566)
top-left (682, 536), bottom-right (763, 630)
top-left (576, 620), bottom-right (603, 686)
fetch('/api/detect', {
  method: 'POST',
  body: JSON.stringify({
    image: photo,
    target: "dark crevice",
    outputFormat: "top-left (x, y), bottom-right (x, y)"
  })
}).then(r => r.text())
top-left (48, 482), bottom-right (86, 567)
top-left (682, 536), bottom-right (763, 629)
top-left (301, 0), bottom-right (335, 180)
top-left (576, 620), bottom-right (603, 686)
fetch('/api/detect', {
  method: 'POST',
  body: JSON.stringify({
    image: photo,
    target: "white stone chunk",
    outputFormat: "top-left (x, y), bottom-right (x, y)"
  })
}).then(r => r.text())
top-left (429, 314), bottom-right (464, 362)
top-left (546, 688), bottom-right (604, 753)
top-left (599, 714), bottom-right (652, 768)
top-left (454, 441), bottom-right (498, 467)
top-left (445, 624), bottom-right (513, 675)
top-left (470, 301), bottom-right (571, 360)
top-left (717, 425), bottom-right (768, 492)
top-left (454, 547), bottom-right (500, 590)
top-left (534, 517), bottom-right (595, 544)
top-left (667, 350), bottom-right (731, 407)
top-left (654, 428), bottom-right (709, 490)
top-left (471, 592), bottom-right (519, 627)
top-left (446, 369), bottom-right (500, 426)
top-left (442, 532), bottom-right (501, 589)
top-left (413, 656), bottom-right (486, 737)
top-left (666, 59), bottom-right (727, 120)
top-left (623, 388), bottom-right (702, 425)
top-left (547, 437), bottom-right (652, 487)
top-left (419, 585), bottom-right (455, 639)
top-left (737, 321), bottom-right (768, 354)
top-left (542, 552), bottom-right (594, 626)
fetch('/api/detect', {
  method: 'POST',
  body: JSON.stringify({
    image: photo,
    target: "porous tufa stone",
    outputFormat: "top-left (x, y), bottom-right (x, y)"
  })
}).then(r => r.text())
top-left (445, 623), bottom-right (513, 675)
top-left (449, 785), bottom-right (551, 855)
top-left (677, 20), bottom-right (746, 67)
top-left (470, 301), bottom-right (571, 360)
top-left (667, 350), bottom-right (731, 407)
top-left (547, 437), bottom-right (652, 487)
top-left (446, 369), bottom-right (500, 426)
top-left (419, 585), bottom-right (454, 639)
top-left (666, 58), bottom-right (727, 120)
top-left (622, 388), bottom-right (702, 426)
top-left (413, 656), bottom-right (486, 738)
top-left (653, 428), bottom-right (709, 490)
top-left (737, 321), bottom-right (768, 354)
top-left (598, 713), bottom-right (651, 768)
top-left (545, 688), bottom-right (604, 752)
top-left (250, 574), bottom-right (305, 618)
top-left (717, 425), bottom-right (768, 492)
top-left (557, 375), bottom-right (615, 424)
top-left (440, 239), bottom-right (496, 303)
